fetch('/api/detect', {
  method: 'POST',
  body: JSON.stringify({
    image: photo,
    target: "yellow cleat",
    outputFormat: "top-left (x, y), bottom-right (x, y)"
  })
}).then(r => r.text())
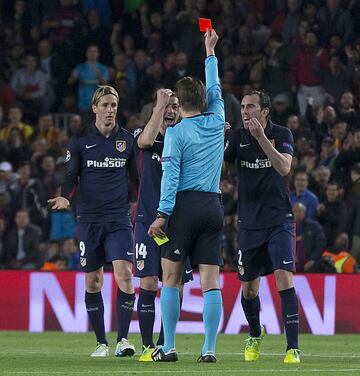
top-left (244, 325), bottom-right (265, 361)
top-left (139, 346), bottom-right (155, 362)
top-left (284, 349), bottom-right (301, 364)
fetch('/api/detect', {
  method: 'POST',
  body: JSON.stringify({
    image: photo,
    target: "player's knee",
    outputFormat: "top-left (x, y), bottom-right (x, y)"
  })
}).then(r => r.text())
top-left (241, 281), bottom-right (259, 300)
top-left (86, 274), bottom-right (103, 292)
top-left (242, 288), bottom-right (258, 300)
top-left (140, 276), bottom-right (158, 291)
top-left (162, 270), bottom-right (181, 287)
top-left (114, 269), bottom-right (133, 285)
top-left (274, 269), bottom-right (294, 291)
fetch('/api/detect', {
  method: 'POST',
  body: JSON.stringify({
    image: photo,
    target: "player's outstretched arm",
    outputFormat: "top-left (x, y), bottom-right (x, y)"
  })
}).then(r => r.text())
top-left (137, 89), bottom-right (173, 149)
top-left (47, 196), bottom-right (70, 210)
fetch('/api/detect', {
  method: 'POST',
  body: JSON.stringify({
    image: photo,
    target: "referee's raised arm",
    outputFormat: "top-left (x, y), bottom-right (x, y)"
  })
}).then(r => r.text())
top-left (204, 30), bottom-right (224, 119)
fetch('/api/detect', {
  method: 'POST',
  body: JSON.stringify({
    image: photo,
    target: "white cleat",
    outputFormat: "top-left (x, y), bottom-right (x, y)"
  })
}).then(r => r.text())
top-left (115, 338), bottom-right (135, 357)
top-left (91, 343), bottom-right (109, 357)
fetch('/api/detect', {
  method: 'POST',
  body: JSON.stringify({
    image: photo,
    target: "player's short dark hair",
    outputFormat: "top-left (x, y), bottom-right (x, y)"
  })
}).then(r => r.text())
top-left (175, 77), bottom-right (205, 112)
top-left (251, 90), bottom-right (272, 115)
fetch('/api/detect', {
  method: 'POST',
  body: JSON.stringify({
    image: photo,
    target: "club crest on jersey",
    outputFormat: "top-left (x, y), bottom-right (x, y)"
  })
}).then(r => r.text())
top-left (80, 257), bottom-right (87, 267)
top-left (116, 140), bottom-right (126, 152)
top-left (137, 260), bottom-right (144, 271)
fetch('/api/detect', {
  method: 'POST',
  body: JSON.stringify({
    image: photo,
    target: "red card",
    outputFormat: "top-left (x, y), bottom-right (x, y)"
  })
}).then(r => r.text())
top-left (199, 18), bottom-right (212, 32)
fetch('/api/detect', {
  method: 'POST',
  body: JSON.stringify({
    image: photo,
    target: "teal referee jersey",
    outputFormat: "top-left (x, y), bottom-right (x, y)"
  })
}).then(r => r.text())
top-left (158, 55), bottom-right (224, 216)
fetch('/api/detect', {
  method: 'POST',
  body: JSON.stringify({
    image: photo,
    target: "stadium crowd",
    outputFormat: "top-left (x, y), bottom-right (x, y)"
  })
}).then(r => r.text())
top-left (0, 0), bottom-right (359, 273)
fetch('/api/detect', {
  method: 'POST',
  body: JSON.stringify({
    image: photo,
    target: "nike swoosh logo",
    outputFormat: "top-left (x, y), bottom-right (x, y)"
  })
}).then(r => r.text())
top-left (239, 143), bottom-right (250, 148)
top-left (185, 269), bottom-right (192, 274)
top-left (283, 260), bottom-right (293, 264)
top-left (286, 313), bottom-right (299, 318)
top-left (127, 252), bottom-right (134, 256)
top-left (85, 144), bottom-right (97, 149)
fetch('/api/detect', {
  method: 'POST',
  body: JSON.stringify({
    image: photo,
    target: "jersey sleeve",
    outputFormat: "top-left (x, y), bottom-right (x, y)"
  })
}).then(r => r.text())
top-left (158, 127), bottom-right (182, 216)
top-left (276, 127), bottom-right (294, 156)
top-left (61, 137), bottom-right (81, 199)
top-left (224, 127), bottom-right (237, 163)
top-left (205, 56), bottom-right (225, 122)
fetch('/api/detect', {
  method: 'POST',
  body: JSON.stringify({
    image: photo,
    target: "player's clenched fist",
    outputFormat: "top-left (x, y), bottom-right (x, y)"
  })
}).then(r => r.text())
top-left (154, 89), bottom-right (174, 111)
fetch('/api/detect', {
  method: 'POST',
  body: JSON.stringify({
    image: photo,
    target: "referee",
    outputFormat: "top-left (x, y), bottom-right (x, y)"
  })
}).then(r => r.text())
top-left (148, 29), bottom-right (224, 363)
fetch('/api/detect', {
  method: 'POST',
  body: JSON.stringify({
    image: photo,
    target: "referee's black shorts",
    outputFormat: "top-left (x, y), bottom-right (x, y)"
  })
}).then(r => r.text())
top-left (161, 191), bottom-right (224, 266)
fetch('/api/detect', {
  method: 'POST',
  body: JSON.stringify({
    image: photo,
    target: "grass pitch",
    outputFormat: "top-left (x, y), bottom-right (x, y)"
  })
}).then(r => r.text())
top-left (0, 332), bottom-right (359, 375)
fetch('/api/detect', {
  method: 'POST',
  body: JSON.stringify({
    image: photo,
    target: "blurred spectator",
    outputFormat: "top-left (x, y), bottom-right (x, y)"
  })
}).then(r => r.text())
top-left (0, 217), bottom-right (7, 268)
top-left (38, 155), bottom-right (63, 199)
top-left (82, 0), bottom-right (112, 28)
top-left (318, 136), bottom-right (338, 170)
top-left (264, 35), bottom-right (293, 100)
top-left (333, 129), bottom-right (360, 188)
top-left (319, 55), bottom-right (352, 104)
top-left (322, 233), bottom-right (357, 273)
top-left (81, 8), bottom-right (112, 65)
top-left (10, 54), bottom-right (48, 117)
top-left (4, 209), bottom-right (42, 269)
top-left (32, 114), bottom-right (59, 147)
top-left (282, 0), bottom-right (303, 43)
top-left (9, 161), bottom-right (47, 228)
top-left (306, 103), bottom-right (338, 152)
top-left (293, 202), bottom-right (326, 272)
top-left (61, 237), bottom-right (79, 270)
top-left (290, 170), bottom-right (319, 219)
top-left (37, 38), bottom-right (60, 109)
top-left (344, 198), bottom-right (360, 265)
top-left (271, 94), bottom-right (293, 125)
top-left (68, 44), bottom-right (109, 112)
top-left (317, 0), bottom-right (354, 47)
top-left (68, 114), bottom-right (83, 136)
top-left (164, 51), bottom-right (191, 89)
top-left (221, 71), bottom-right (242, 129)
top-left (0, 161), bottom-right (17, 193)
top-left (109, 52), bottom-right (136, 95)
top-left (291, 30), bottom-right (328, 115)
top-left (336, 91), bottom-right (360, 130)
top-left (310, 165), bottom-right (331, 201)
top-left (286, 114), bottom-right (313, 143)
top-left (0, 106), bottom-right (33, 143)
top-left (0, 74), bottom-right (16, 114)
top-left (317, 181), bottom-right (347, 247)
top-left (41, 0), bottom-right (82, 48)
top-left (41, 254), bottom-right (68, 271)
top-left (6, 128), bottom-right (32, 170)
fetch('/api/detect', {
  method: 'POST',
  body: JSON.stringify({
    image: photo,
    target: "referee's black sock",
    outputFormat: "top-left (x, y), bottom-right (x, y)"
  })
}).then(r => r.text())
top-left (116, 288), bottom-right (135, 343)
top-left (241, 293), bottom-right (261, 338)
top-left (279, 287), bottom-right (299, 350)
top-left (85, 291), bottom-right (107, 345)
top-left (138, 288), bottom-right (156, 348)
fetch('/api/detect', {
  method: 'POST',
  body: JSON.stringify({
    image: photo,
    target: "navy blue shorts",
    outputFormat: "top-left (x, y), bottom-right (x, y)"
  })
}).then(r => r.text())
top-left (77, 220), bottom-right (134, 273)
top-left (134, 221), bottom-right (193, 283)
top-left (237, 223), bottom-right (296, 281)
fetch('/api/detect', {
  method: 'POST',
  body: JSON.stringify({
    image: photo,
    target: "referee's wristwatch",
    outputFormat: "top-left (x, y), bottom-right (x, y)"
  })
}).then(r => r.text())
top-left (156, 212), bottom-right (169, 220)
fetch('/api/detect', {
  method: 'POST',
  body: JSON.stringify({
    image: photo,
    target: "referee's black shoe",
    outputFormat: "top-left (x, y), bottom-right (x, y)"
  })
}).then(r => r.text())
top-left (151, 346), bottom-right (178, 362)
top-left (197, 351), bottom-right (217, 363)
